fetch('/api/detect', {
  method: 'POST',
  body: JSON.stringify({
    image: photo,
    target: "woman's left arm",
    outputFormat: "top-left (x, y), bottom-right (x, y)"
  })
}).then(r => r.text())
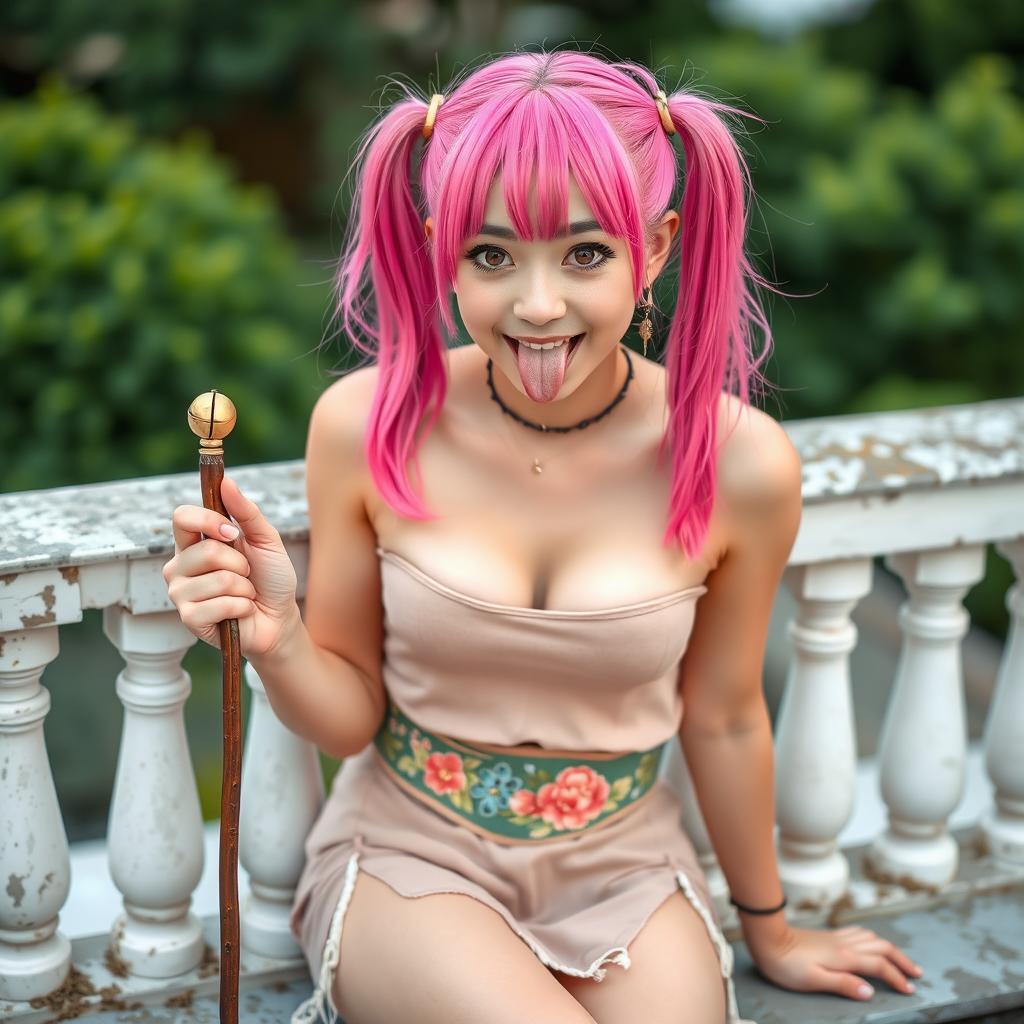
top-left (675, 406), bottom-right (924, 1003)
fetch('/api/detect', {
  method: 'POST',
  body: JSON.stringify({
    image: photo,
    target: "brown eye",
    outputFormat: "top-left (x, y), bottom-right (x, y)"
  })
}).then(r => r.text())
top-left (465, 245), bottom-right (512, 272)
top-left (567, 243), bottom-right (615, 271)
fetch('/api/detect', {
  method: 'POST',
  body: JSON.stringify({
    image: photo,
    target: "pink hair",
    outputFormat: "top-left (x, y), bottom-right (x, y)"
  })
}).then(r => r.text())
top-left (327, 50), bottom-right (781, 560)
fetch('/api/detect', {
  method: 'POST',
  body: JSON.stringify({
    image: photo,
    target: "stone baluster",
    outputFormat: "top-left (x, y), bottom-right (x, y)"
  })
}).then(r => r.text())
top-left (103, 606), bottom-right (205, 977)
top-left (240, 657), bottom-right (324, 959)
top-left (0, 623), bottom-right (71, 1000)
top-left (868, 545), bottom-right (986, 889)
top-left (979, 538), bottom-right (1024, 868)
top-left (775, 559), bottom-right (873, 908)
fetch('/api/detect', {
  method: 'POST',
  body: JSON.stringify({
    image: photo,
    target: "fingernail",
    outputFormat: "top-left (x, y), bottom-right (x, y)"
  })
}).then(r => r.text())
top-left (220, 524), bottom-right (239, 539)
top-left (858, 984), bottom-right (873, 998)
top-left (905, 982), bottom-right (916, 993)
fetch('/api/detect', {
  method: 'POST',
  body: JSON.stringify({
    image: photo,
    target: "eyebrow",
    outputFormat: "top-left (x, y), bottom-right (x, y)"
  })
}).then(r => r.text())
top-left (476, 219), bottom-right (602, 240)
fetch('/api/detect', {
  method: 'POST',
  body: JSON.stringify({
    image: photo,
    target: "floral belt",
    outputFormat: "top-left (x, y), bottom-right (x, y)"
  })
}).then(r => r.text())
top-left (372, 699), bottom-right (667, 845)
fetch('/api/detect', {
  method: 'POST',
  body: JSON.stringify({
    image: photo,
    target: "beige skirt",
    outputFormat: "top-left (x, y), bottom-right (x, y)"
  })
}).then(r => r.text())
top-left (288, 744), bottom-right (754, 1024)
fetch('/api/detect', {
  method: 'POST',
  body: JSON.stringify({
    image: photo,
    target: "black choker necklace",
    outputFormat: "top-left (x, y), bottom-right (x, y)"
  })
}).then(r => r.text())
top-left (486, 345), bottom-right (634, 433)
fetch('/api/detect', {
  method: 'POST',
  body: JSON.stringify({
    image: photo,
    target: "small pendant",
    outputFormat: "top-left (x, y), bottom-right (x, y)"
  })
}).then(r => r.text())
top-left (532, 459), bottom-right (543, 474)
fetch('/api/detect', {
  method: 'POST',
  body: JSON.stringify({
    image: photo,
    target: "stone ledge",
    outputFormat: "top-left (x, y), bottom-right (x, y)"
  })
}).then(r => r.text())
top-left (732, 886), bottom-right (1024, 1024)
top-left (4, 881), bottom-right (1022, 1023)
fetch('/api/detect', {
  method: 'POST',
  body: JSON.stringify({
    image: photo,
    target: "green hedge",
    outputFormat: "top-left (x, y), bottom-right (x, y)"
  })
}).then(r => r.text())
top-left (660, 39), bottom-right (1024, 420)
top-left (0, 0), bottom-right (381, 132)
top-left (0, 76), bottom-right (326, 492)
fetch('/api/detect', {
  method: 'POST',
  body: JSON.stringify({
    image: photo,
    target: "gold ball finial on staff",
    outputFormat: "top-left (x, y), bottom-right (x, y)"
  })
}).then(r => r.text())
top-left (187, 390), bottom-right (237, 455)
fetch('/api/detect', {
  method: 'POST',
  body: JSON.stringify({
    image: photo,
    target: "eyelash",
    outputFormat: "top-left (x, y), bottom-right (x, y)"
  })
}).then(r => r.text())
top-left (464, 242), bottom-right (616, 274)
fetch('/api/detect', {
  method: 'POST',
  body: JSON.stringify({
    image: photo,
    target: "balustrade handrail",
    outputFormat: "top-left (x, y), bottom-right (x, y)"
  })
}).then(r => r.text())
top-left (1, 397), bottom-right (1022, 582)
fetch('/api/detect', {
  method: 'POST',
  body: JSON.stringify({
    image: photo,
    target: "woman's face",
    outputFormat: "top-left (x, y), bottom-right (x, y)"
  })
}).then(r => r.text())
top-left (428, 174), bottom-right (677, 414)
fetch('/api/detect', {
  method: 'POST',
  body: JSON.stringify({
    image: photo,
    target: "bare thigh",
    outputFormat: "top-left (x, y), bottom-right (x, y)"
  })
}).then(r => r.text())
top-left (332, 870), bottom-right (598, 1024)
top-left (553, 890), bottom-right (728, 1024)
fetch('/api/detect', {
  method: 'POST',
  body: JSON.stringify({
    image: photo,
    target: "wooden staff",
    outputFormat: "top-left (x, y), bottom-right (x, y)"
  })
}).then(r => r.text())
top-left (187, 389), bottom-right (240, 1024)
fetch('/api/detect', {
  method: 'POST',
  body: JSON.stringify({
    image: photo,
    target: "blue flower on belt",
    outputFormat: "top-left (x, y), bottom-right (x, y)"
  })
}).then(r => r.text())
top-left (469, 762), bottom-right (524, 817)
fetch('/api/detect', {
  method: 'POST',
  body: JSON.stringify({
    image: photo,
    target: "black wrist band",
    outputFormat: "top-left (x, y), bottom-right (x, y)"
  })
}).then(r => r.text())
top-left (729, 894), bottom-right (787, 915)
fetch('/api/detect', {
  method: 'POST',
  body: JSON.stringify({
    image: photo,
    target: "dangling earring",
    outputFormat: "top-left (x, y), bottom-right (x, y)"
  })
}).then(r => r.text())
top-left (637, 285), bottom-right (653, 357)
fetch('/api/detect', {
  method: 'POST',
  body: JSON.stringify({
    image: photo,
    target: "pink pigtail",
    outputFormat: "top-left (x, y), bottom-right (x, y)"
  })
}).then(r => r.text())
top-left (323, 52), bottom-right (787, 555)
top-left (332, 96), bottom-right (448, 519)
top-left (658, 91), bottom-right (780, 559)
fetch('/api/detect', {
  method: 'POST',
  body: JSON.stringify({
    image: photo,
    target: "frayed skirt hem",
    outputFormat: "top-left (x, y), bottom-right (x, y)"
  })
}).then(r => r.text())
top-left (290, 851), bottom-right (757, 1024)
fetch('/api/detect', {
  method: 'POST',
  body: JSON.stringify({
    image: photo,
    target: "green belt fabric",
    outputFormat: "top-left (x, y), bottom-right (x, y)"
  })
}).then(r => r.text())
top-left (372, 699), bottom-right (667, 845)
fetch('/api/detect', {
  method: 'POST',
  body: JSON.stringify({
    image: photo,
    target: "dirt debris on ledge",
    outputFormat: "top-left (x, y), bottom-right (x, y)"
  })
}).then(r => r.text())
top-left (103, 918), bottom-right (130, 978)
top-left (24, 940), bottom-right (220, 1021)
top-left (27, 965), bottom-right (144, 1022)
top-left (198, 942), bottom-right (220, 978)
top-left (164, 987), bottom-right (195, 1009)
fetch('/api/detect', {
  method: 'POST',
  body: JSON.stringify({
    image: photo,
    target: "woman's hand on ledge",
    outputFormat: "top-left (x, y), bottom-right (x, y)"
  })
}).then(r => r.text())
top-left (746, 923), bottom-right (924, 1002)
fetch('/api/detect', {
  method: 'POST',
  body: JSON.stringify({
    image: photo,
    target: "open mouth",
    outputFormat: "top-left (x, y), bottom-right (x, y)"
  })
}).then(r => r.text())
top-left (503, 333), bottom-right (585, 362)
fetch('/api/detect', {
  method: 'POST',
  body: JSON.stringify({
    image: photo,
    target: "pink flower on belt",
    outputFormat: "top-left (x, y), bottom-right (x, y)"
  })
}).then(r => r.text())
top-left (423, 752), bottom-right (466, 795)
top-left (509, 765), bottom-right (610, 830)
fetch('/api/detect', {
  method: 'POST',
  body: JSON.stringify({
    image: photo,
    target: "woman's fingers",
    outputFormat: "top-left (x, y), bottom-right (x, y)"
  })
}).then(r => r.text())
top-left (855, 952), bottom-right (917, 994)
top-left (169, 569), bottom-right (257, 607)
top-left (816, 968), bottom-right (877, 1002)
top-left (844, 932), bottom-right (923, 979)
top-left (170, 503), bottom-right (239, 555)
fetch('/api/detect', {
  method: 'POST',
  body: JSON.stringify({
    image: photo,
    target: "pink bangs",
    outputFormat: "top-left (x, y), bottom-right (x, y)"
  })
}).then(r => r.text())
top-left (428, 83), bottom-right (651, 331)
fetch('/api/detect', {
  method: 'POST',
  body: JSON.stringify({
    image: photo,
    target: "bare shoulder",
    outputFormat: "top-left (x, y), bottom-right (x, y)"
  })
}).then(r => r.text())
top-left (310, 362), bottom-right (380, 443)
top-left (715, 392), bottom-right (803, 549)
top-left (306, 362), bottom-right (381, 514)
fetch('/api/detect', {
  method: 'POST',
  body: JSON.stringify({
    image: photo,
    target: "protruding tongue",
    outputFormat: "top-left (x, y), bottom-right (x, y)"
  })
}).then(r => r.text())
top-left (515, 340), bottom-right (571, 402)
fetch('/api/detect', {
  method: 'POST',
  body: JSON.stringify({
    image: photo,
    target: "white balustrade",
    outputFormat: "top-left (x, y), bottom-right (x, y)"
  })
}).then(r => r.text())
top-left (104, 602), bottom-right (205, 977)
top-left (867, 545), bottom-right (986, 888)
top-left (0, 619), bottom-right (71, 1000)
top-left (0, 398), bottom-right (1021, 1010)
top-left (775, 558), bottom-right (872, 907)
top-left (665, 399), bottom-right (1024, 924)
top-left (240, 652), bottom-right (325, 960)
top-left (979, 538), bottom-right (1024, 868)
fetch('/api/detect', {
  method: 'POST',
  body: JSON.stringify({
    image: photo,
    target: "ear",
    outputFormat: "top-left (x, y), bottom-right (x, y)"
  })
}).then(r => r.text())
top-left (424, 215), bottom-right (434, 240)
top-left (645, 210), bottom-right (679, 286)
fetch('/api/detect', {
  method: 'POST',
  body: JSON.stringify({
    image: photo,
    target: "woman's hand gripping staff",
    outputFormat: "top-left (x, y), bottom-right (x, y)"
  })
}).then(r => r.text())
top-left (163, 474), bottom-right (300, 661)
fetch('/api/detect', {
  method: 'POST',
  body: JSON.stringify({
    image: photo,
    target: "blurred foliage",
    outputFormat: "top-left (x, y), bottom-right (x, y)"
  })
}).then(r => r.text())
top-left (0, 77), bottom-right (325, 493)
top-left (811, 0), bottom-right (1024, 94)
top-left (0, 0), bottom-right (381, 132)
top-left (663, 36), bottom-right (1024, 420)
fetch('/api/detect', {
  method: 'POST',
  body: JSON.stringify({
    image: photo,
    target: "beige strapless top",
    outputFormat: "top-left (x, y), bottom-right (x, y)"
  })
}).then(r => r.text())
top-left (375, 547), bottom-right (707, 754)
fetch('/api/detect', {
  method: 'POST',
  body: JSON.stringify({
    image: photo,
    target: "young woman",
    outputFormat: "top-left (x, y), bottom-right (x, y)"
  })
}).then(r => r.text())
top-left (164, 48), bottom-right (923, 1024)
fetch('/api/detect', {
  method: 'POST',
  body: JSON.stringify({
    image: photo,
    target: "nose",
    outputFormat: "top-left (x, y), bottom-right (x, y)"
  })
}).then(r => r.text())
top-left (512, 266), bottom-right (567, 326)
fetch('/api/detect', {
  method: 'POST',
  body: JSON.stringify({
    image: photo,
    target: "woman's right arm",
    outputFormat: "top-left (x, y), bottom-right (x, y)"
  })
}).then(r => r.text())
top-left (244, 602), bottom-right (384, 761)
top-left (164, 366), bottom-right (387, 760)
top-left (248, 367), bottom-right (387, 758)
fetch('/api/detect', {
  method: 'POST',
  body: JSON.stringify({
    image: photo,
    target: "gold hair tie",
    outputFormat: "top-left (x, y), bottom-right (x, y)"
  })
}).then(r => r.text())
top-left (422, 93), bottom-right (444, 140)
top-left (653, 89), bottom-right (675, 136)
